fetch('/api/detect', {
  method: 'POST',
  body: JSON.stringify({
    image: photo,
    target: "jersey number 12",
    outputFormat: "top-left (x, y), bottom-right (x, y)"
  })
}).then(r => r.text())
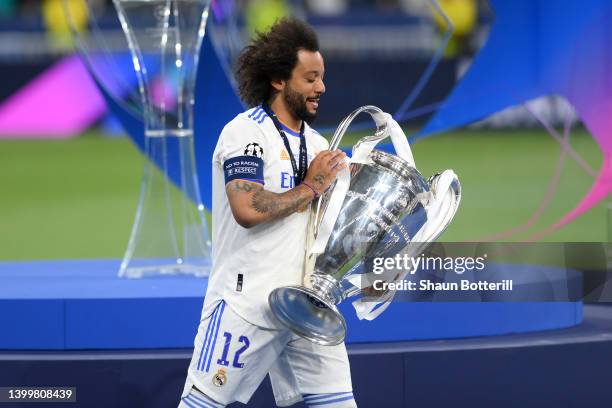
top-left (217, 332), bottom-right (250, 369)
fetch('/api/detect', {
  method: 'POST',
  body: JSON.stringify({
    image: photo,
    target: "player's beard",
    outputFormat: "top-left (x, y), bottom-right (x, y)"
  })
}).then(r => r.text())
top-left (282, 84), bottom-right (317, 124)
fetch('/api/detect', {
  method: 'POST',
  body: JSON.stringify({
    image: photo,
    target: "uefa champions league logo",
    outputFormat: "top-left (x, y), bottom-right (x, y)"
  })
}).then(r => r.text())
top-left (244, 143), bottom-right (264, 159)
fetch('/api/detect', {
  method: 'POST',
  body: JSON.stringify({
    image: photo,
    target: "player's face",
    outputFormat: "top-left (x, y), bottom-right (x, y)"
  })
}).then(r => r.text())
top-left (283, 50), bottom-right (325, 123)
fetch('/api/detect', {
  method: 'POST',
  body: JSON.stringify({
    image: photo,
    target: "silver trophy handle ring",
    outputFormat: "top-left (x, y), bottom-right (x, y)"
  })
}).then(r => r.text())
top-left (315, 106), bottom-right (391, 239)
top-left (329, 105), bottom-right (389, 151)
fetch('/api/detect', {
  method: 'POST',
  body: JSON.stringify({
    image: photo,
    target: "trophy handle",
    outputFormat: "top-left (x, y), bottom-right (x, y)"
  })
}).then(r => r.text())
top-left (314, 106), bottom-right (390, 240)
top-left (313, 106), bottom-right (416, 247)
top-left (422, 170), bottom-right (462, 242)
top-left (328, 105), bottom-right (389, 151)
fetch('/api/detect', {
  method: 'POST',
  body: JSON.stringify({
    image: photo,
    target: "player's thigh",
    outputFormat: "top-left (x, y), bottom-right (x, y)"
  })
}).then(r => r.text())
top-left (272, 336), bottom-right (353, 395)
top-left (183, 301), bottom-right (288, 405)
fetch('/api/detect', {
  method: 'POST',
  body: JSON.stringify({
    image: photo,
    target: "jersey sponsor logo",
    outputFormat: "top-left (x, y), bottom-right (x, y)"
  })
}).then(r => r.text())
top-left (280, 171), bottom-right (295, 189)
top-left (212, 369), bottom-right (227, 387)
top-left (280, 148), bottom-right (290, 161)
top-left (224, 156), bottom-right (264, 184)
top-left (244, 142), bottom-right (264, 159)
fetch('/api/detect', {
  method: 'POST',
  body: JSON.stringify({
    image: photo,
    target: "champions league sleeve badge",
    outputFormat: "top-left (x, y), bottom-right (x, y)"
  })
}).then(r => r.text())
top-left (244, 142), bottom-right (264, 159)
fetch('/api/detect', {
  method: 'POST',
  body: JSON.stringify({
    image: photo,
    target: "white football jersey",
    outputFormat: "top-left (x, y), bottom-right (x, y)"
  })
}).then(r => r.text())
top-left (203, 106), bottom-right (329, 329)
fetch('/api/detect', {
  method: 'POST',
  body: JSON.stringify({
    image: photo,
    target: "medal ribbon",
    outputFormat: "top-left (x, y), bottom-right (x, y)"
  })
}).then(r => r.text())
top-left (262, 103), bottom-right (308, 185)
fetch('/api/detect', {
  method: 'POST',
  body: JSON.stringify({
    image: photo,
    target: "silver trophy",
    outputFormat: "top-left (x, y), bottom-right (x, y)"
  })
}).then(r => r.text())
top-left (269, 106), bottom-right (461, 345)
top-left (112, 0), bottom-right (213, 278)
top-left (66, 0), bottom-right (214, 278)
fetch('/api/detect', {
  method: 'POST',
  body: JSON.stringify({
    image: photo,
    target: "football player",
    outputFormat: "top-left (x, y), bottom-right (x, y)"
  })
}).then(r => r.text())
top-left (179, 17), bottom-right (356, 408)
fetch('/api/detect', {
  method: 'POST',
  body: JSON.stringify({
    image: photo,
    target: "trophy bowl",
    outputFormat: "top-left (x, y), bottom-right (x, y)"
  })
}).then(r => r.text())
top-left (269, 106), bottom-right (461, 346)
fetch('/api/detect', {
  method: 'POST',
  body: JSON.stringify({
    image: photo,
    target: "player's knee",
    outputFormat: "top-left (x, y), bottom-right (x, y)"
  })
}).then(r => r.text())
top-left (303, 392), bottom-right (357, 408)
top-left (179, 387), bottom-right (226, 408)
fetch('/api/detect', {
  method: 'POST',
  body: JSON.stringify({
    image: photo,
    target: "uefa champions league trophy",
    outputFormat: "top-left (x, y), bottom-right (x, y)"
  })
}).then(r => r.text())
top-left (108, 0), bottom-right (212, 278)
top-left (269, 106), bottom-right (462, 345)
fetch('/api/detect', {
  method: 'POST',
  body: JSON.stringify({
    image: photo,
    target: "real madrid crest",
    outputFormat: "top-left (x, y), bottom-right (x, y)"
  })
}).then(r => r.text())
top-left (212, 369), bottom-right (227, 387)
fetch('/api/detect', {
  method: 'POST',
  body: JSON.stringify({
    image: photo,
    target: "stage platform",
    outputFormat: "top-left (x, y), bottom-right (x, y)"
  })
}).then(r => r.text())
top-left (0, 305), bottom-right (610, 407)
top-left (0, 259), bottom-right (582, 349)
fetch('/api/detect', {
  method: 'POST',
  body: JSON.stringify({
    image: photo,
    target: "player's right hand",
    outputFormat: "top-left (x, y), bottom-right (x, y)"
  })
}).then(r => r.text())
top-left (303, 149), bottom-right (348, 195)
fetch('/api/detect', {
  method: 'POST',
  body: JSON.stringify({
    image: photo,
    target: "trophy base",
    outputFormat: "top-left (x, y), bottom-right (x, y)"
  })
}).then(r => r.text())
top-left (269, 286), bottom-right (347, 346)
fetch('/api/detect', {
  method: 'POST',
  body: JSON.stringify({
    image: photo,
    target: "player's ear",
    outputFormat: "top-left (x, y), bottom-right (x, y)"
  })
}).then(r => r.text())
top-left (270, 78), bottom-right (285, 92)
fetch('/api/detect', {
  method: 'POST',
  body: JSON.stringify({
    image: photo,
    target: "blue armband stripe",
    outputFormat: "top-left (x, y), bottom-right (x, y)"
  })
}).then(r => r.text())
top-left (224, 156), bottom-right (265, 184)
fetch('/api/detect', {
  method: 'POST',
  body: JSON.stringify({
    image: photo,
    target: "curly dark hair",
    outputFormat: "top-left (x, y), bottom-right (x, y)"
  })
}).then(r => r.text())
top-left (235, 18), bottom-right (320, 107)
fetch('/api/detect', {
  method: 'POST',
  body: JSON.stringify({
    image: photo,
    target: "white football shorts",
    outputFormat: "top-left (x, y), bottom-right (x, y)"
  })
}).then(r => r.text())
top-left (180, 300), bottom-right (354, 407)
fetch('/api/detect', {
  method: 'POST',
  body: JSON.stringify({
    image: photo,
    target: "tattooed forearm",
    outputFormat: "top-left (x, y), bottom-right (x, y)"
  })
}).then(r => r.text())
top-left (251, 190), bottom-right (279, 214)
top-left (226, 180), bottom-right (314, 228)
top-left (251, 185), bottom-right (313, 218)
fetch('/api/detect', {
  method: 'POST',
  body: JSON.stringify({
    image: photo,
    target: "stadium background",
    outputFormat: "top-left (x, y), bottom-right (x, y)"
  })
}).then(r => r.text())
top-left (0, 0), bottom-right (606, 262)
top-left (0, 1), bottom-right (610, 407)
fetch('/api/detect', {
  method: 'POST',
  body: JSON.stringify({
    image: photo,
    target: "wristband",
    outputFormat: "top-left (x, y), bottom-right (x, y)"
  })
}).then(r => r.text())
top-left (301, 180), bottom-right (320, 199)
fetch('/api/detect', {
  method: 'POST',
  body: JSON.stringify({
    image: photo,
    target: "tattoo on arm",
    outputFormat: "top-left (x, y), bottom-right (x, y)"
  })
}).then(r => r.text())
top-left (231, 180), bottom-right (264, 193)
top-left (251, 190), bottom-right (278, 214)
top-left (312, 174), bottom-right (326, 191)
top-left (228, 180), bottom-right (313, 221)
top-left (251, 186), bottom-right (311, 217)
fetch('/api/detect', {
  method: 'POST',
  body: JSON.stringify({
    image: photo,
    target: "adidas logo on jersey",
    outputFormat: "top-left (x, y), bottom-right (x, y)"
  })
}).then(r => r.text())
top-left (280, 149), bottom-right (290, 160)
